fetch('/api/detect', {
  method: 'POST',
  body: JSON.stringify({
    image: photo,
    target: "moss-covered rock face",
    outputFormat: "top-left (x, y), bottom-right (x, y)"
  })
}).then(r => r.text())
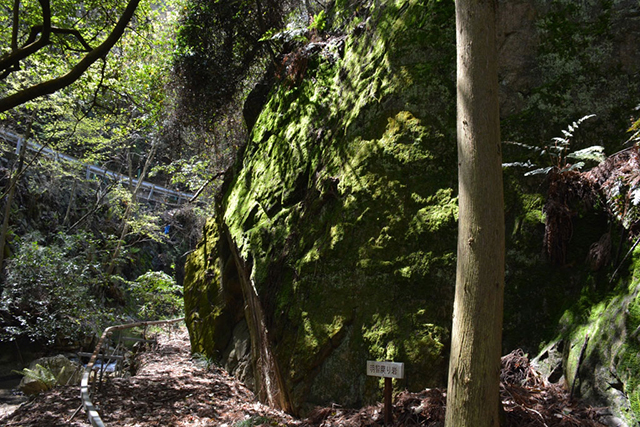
top-left (537, 248), bottom-right (640, 427)
top-left (183, 0), bottom-right (640, 416)
top-left (183, 218), bottom-right (224, 357)
top-left (499, 0), bottom-right (640, 147)
top-left (192, 0), bottom-right (459, 412)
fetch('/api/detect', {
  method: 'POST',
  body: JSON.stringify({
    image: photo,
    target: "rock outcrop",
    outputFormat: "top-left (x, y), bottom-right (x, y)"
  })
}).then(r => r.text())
top-left (184, 0), bottom-right (640, 418)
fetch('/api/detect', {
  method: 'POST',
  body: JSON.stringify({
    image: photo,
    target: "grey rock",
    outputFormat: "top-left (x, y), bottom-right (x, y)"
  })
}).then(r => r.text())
top-left (18, 355), bottom-right (82, 395)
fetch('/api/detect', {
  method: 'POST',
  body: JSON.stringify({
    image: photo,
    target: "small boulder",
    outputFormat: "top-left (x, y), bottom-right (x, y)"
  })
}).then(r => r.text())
top-left (18, 355), bottom-right (82, 395)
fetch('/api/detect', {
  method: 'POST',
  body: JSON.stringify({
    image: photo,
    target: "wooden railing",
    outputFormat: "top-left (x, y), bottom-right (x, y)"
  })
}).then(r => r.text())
top-left (80, 317), bottom-right (185, 427)
top-left (0, 128), bottom-right (194, 205)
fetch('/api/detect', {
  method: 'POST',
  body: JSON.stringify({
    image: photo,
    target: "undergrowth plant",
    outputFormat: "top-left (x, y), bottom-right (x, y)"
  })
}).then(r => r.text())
top-left (504, 114), bottom-right (605, 265)
top-left (505, 114), bottom-right (604, 176)
top-left (127, 271), bottom-right (183, 320)
top-left (13, 364), bottom-right (60, 392)
top-left (234, 416), bottom-right (275, 427)
top-left (0, 232), bottom-right (105, 345)
top-left (191, 352), bottom-right (217, 370)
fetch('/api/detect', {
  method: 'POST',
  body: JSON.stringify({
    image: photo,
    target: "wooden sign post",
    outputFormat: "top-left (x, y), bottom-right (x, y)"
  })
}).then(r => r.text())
top-left (367, 361), bottom-right (404, 425)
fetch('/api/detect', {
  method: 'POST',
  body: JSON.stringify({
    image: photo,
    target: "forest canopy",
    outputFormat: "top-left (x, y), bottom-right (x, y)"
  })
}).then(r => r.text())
top-left (0, 0), bottom-right (150, 113)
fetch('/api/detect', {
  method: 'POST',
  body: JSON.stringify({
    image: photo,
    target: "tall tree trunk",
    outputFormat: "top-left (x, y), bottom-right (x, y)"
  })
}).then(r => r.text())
top-left (11, 0), bottom-right (20, 52)
top-left (445, 0), bottom-right (504, 426)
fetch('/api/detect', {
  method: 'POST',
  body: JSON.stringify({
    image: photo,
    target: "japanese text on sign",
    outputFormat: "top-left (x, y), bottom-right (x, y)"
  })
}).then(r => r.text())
top-left (366, 361), bottom-right (405, 379)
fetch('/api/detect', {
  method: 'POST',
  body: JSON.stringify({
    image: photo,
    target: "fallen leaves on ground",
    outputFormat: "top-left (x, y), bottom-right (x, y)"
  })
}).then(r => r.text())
top-left (0, 329), bottom-right (608, 426)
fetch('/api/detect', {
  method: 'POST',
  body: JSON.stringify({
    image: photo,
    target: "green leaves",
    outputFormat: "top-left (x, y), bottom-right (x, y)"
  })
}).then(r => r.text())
top-left (0, 232), bottom-right (102, 344)
top-left (566, 145), bottom-right (605, 164)
top-left (309, 10), bottom-right (327, 32)
top-left (508, 114), bottom-right (603, 177)
top-left (128, 271), bottom-right (183, 320)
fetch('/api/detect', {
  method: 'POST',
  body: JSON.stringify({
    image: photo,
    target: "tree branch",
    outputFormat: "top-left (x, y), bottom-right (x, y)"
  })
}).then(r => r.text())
top-left (188, 171), bottom-right (225, 203)
top-left (0, 0), bottom-right (141, 113)
top-left (30, 25), bottom-right (94, 51)
top-left (0, 0), bottom-right (51, 76)
top-left (11, 0), bottom-right (20, 52)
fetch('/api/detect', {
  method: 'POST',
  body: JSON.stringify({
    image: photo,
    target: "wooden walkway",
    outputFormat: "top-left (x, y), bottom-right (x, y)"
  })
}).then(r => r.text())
top-left (0, 128), bottom-right (194, 205)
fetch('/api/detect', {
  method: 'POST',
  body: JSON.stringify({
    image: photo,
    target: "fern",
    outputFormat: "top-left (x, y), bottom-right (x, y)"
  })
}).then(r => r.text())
top-left (13, 364), bottom-right (62, 391)
top-left (234, 416), bottom-right (273, 427)
top-left (632, 186), bottom-right (640, 207)
top-left (191, 353), bottom-right (217, 370)
top-left (524, 166), bottom-right (554, 177)
top-left (506, 114), bottom-right (602, 176)
top-left (548, 114), bottom-right (597, 168)
top-left (566, 145), bottom-right (606, 164)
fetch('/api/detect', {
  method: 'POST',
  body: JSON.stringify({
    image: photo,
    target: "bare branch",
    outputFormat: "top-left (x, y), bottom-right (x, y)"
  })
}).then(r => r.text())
top-left (0, 0), bottom-right (141, 113)
top-left (188, 171), bottom-right (225, 203)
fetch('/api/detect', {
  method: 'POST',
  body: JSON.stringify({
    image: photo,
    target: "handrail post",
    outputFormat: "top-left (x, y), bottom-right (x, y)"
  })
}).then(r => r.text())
top-left (80, 317), bottom-right (185, 426)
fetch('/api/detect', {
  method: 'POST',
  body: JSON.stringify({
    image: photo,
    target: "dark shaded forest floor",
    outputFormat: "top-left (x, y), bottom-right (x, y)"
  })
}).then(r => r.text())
top-left (0, 327), bottom-right (610, 426)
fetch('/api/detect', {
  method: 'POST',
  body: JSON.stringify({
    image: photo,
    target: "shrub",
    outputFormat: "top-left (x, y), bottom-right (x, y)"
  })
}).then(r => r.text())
top-left (128, 271), bottom-right (183, 320)
top-left (0, 233), bottom-right (102, 345)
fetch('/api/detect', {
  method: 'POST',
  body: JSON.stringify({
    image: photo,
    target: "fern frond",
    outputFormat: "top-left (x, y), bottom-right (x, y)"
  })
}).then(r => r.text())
top-left (631, 186), bottom-right (640, 207)
top-left (502, 141), bottom-right (543, 152)
top-left (566, 146), bottom-right (606, 164)
top-left (559, 162), bottom-right (585, 173)
top-left (13, 364), bottom-right (58, 390)
top-left (577, 114), bottom-right (597, 124)
top-left (502, 160), bottom-right (535, 168)
top-left (525, 166), bottom-right (555, 177)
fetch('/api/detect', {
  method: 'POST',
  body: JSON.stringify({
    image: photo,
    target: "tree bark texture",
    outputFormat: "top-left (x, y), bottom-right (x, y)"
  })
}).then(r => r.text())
top-left (0, 136), bottom-right (26, 277)
top-left (224, 228), bottom-right (292, 413)
top-left (445, 0), bottom-right (504, 426)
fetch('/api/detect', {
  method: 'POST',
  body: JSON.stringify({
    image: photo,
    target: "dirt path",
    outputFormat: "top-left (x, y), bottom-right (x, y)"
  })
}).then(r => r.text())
top-left (0, 326), bottom-right (298, 427)
top-left (0, 326), bottom-right (609, 427)
top-left (0, 381), bottom-right (27, 421)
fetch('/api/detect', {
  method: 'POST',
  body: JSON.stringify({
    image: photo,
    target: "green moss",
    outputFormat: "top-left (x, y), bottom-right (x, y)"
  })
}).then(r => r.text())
top-left (619, 290), bottom-right (640, 417)
top-left (213, 0), bottom-right (459, 411)
top-left (184, 0), bottom-right (638, 415)
top-left (549, 244), bottom-right (640, 425)
top-left (183, 218), bottom-right (223, 356)
top-left (408, 188), bottom-right (458, 235)
top-left (502, 0), bottom-right (637, 147)
top-left (520, 193), bottom-right (545, 225)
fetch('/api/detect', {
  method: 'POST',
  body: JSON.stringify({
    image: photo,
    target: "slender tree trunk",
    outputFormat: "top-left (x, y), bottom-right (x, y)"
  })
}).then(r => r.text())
top-left (11, 0), bottom-right (20, 52)
top-left (67, 183), bottom-right (114, 233)
top-left (62, 178), bottom-right (77, 227)
top-left (445, 0), bottom-right (504, 426)
top-left (0, 127), bottom-right (29, 278)
top-left (105, 143), bottom-right (157, 276)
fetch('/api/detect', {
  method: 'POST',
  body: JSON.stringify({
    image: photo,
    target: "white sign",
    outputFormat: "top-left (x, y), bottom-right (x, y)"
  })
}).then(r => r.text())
top-left (366, 361), bottom-right (405, 379)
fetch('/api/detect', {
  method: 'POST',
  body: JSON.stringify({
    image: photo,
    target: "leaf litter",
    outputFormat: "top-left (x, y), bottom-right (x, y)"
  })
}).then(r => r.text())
top-left (0, 329), bottom-right (609, 426)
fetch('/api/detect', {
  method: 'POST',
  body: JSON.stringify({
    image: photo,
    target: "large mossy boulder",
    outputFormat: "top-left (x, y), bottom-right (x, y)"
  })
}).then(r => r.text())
top-left (184, 0), bottom-right (640, 416)
top-left (186, 0), bottom-right (458, 413)
top-left (529, 250), bottom-right (640, 427)
top-left (530, 151), bottom-right (640, 427)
